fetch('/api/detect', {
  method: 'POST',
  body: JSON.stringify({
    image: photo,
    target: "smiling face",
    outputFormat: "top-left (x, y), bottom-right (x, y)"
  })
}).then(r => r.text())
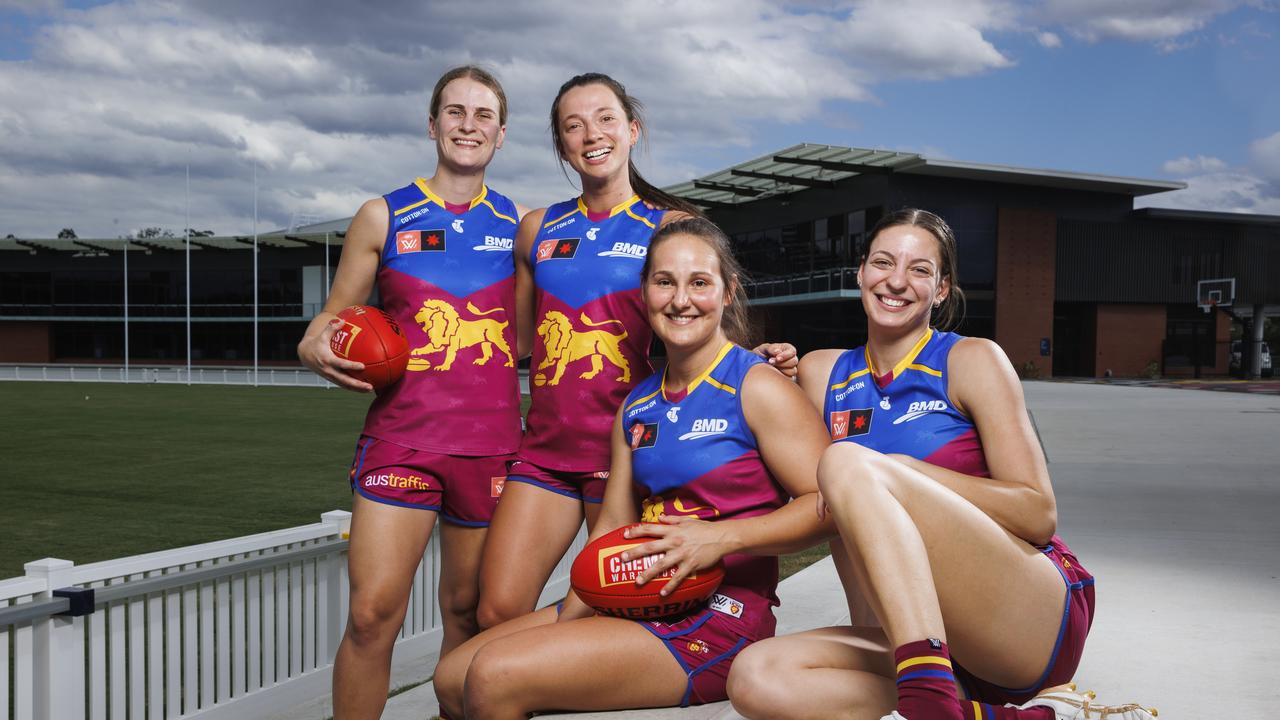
top-left (858, 224), bottom-right (950, 333)
top-left (643, 232), bottom-right (732, 353)
top-left (428, 77), bottom-right (506, 174)
top-left (553, 82), bottom-right (639, 183)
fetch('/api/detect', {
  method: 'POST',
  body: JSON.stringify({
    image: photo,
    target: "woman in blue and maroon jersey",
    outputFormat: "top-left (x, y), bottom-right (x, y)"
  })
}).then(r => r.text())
top-left (728, 210), bottom-right (1153, 720)
top-left (475, 73), bottom-right (796, 631)
top-left (297, 66), bottom-right (528, 720)
top-left (435, 217), bottom-right (828, 718)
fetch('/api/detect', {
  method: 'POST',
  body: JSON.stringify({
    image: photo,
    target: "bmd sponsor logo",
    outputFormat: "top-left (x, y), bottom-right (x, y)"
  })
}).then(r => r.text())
top-left (678, 418), bottom-right (728, 441)
top-left (473, 235), bottom-right (514, 252)
top-left (597, 241), bottom-right (646, 259)
top-left (893, 400), bottom-right (949, 424)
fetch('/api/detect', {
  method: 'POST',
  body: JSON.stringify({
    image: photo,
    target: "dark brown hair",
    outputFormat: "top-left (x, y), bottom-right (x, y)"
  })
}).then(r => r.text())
top-left (430, 66), bottom-right (507, 126)
top-left (549, 73), bottom-right (703, 218)
top-left (642, 217), bottom-right (753, 347)
top-left (860, 208), bottom-right (966, 331)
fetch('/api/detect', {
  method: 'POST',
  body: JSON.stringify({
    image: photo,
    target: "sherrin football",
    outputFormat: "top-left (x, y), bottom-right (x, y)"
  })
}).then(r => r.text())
top-left (570, 523), bottom-right (725, 619)
top-left (330, 305), bottom-right (410, 391)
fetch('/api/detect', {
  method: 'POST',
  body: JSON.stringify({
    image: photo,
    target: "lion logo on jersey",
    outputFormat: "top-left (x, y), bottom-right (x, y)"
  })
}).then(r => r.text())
top-left (640, 496), bottom-right (721, 523)
top-left (407, 299), bottom-right (514, 372)
top-left (533, 310), bottom-right (630, 387)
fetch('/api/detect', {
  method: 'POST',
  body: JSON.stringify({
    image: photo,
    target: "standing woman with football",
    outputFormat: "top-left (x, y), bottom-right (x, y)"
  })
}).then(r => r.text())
top-left (475, 73), bottom-right (796, 630)
top-left (297, 66), bottom-right (527, 720)
top-left (435, 217), bottom-right (830, 719)
top-left (727, 209), bottom-right (1152, 720)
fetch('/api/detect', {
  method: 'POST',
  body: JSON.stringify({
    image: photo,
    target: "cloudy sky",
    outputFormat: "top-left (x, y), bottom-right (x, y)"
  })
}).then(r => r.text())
top-left (1, 0), bottom-right (1277, 238)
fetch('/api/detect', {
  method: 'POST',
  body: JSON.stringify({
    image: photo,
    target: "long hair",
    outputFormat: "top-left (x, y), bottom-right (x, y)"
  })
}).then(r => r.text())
top-left (549, 73), bottom-right (703, 218)
top-left (430, 65), bottom-right (508, 126)
top-left (641, 217), bottom-right (753, 347)
top-left (859, 208), bottom-right (966, 331)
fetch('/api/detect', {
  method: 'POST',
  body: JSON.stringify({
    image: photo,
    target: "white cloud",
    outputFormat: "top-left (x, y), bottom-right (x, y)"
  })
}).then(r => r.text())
top-left (1035, 0), bottom-right (1248, 43)
top-left (1037, 31), bottom-right (1063, 48)
top-left (1162, 155), bottom-right (1229, 174)
top-left (1138, 170), bottom-right (1280, 214)
top-left (1250, 130), bottom-right (1280, 180)
top-left (1144, 137), bottom-right (1280, 214)
top-left (838, 0), bottom-right (1017, 80)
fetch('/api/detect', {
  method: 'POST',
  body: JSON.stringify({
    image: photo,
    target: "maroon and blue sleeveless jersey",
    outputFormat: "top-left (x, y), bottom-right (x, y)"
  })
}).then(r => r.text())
top-left (362, 179), bottom-right (522, 456)
top-left (519, 195), bottom-right (664, 471)
top-left (823, 329), bottom-right (988, 477)
top-left (622, 343), bottom-right (788, 605)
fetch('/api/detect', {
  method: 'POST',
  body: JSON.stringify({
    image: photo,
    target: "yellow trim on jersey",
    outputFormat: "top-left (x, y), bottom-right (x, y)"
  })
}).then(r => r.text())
top-left (543, 205), bottom-right (581, 229)
top-left (623, 205), bottom-right (657, 229)
top-left (866, 327), bottom-right (937, 380)
top-left (904, 363), bottom-right (943, 378)
top-left (474, 186), bottom-right (517, 224)
top-left (970, 701), bottom-right (983, 719)
top-left (664, 341), bottom-right (736, 400)
top-left (895, 655), bottom-right (953, 673)
top-left (625, 388), bottom-right (662, 412)
top-left (398, 178), bottom-right (494, 218)
top-left (830, 367), bottom-right (871, 391)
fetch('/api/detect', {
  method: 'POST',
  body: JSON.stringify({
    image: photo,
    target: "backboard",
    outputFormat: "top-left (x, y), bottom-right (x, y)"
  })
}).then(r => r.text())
top-left (1197, 277), bottom-right (1235, 314)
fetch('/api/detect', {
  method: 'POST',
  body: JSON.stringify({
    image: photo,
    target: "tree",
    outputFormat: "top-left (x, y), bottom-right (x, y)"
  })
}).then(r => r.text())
top-left (184, 228), bottom-right (216, 237)
top-left (129, 227), bottom-right (176, 240)
top-left (58, 228), bottom-right (77, 239)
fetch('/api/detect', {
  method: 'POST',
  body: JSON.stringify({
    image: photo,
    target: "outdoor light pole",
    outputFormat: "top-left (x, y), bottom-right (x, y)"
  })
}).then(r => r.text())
top-left (253, 161), bottom-right (259, 387)
top-left (123, 238), bottom-right (129, 383)
top-left (185, 161), bottom-right (191, 385)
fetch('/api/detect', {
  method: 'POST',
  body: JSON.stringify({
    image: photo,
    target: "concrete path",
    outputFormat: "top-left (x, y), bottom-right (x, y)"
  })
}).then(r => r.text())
top-left (283, 381), bottom-right (1280, 718)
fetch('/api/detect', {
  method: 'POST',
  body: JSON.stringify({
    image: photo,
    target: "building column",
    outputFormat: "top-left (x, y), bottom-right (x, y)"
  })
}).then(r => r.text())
top-left (995, 208), bottom-right (1057, 377)
top-left (1250, 303), bottom-right (1266, 380)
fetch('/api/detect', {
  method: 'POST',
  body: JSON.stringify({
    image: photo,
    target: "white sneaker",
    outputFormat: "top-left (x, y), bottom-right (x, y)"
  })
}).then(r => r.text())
top-left (1021, 684), bottom-right (1159, 719)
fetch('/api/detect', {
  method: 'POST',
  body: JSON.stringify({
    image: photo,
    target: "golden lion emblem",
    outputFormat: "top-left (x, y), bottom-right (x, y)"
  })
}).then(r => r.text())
top-left (533, 310), bottom-right (630, 387)
top-left (408, 299), bottom-right (514, 372)
top-left (640, 496), bottom-right (720, 523)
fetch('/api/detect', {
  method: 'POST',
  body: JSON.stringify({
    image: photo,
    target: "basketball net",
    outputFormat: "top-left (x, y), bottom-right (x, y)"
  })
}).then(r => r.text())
top-left (1204, 299), bottom-right (1217, 315)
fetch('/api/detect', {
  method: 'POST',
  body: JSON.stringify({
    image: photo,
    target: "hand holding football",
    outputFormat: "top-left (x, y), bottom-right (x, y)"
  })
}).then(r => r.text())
top-left (570, 523), bottom-right (725, 619)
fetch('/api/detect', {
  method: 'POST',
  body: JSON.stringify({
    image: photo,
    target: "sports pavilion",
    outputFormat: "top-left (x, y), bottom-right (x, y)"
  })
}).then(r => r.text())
top-left (2, 143), bottom-right (1277, 379)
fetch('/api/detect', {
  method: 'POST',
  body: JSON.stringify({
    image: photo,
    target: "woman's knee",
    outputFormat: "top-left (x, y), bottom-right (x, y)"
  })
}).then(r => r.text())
top-left (432, 649), bottom-right (469, 717)
top-left (817, 443), bottom-right (882, 504)
top-left (475, 590), bottom-right (533, 630)
top-left (345, 590), bottom-right (409, 646)
top-left (462, 644), bottom-right (522, 714)
top-left (727, 641), bottom-right (797, 718)
top-left (440, 578), bottom-right (479, 626)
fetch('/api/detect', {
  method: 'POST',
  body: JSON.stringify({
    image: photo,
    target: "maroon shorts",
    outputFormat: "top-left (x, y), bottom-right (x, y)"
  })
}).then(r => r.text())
top-left (955, 536), bottom-right (1096, 706)
top-left (639, 587), bottom-right (777, 706)
top-left (348, 436), bottom-right (512, 527)
top-left (505, 459), bottom-right (609, 504)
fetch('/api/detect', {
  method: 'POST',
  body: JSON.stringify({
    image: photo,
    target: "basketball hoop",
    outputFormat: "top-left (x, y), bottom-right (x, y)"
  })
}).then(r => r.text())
top-left (1204, 299), bottom-right (1217, 315)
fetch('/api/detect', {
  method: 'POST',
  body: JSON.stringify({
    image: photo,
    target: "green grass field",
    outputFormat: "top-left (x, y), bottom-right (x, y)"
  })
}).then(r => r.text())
top-left (0, 381), bottom-right (828, 582)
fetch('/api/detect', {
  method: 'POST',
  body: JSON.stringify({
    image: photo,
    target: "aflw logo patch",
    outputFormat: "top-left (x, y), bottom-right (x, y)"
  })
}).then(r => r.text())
top-left (597, 242), bottom-right (647, 259)
top-left (536, 237), bottom-right (580, 262)
top-left (678, 418), bottom-right (728, 441)
top-left (397, 229), bottom-right (446, 253)
top-left (893, 400), bottom-right (948, 425)
top-left (829, 409), bottom-right (873, 440)
top-left (630, 422), bottom-right (659, 449)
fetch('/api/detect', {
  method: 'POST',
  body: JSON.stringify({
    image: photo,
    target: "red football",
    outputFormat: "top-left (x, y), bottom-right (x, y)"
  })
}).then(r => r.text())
top-left (570, 523), bottom-right (725, 620)
top-left (330, 305), bottom-right (409, 391)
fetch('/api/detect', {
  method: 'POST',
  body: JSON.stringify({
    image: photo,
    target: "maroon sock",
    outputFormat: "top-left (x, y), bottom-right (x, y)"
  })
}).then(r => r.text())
top-left (893, 638), bottom-right (962, 720)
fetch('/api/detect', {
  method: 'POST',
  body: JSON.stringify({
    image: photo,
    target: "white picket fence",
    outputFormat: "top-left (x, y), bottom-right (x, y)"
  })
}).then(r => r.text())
top-left (1, 511), bottom-right (585, 720)
top-left (0, 364), bottom-right (330, 388)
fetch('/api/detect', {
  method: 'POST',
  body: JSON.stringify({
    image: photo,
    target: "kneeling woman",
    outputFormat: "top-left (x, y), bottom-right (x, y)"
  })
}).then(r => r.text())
top-left (728, 209), bottom-right (1141, 720)
top-left (433, 217), bottom-right (830, 718)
